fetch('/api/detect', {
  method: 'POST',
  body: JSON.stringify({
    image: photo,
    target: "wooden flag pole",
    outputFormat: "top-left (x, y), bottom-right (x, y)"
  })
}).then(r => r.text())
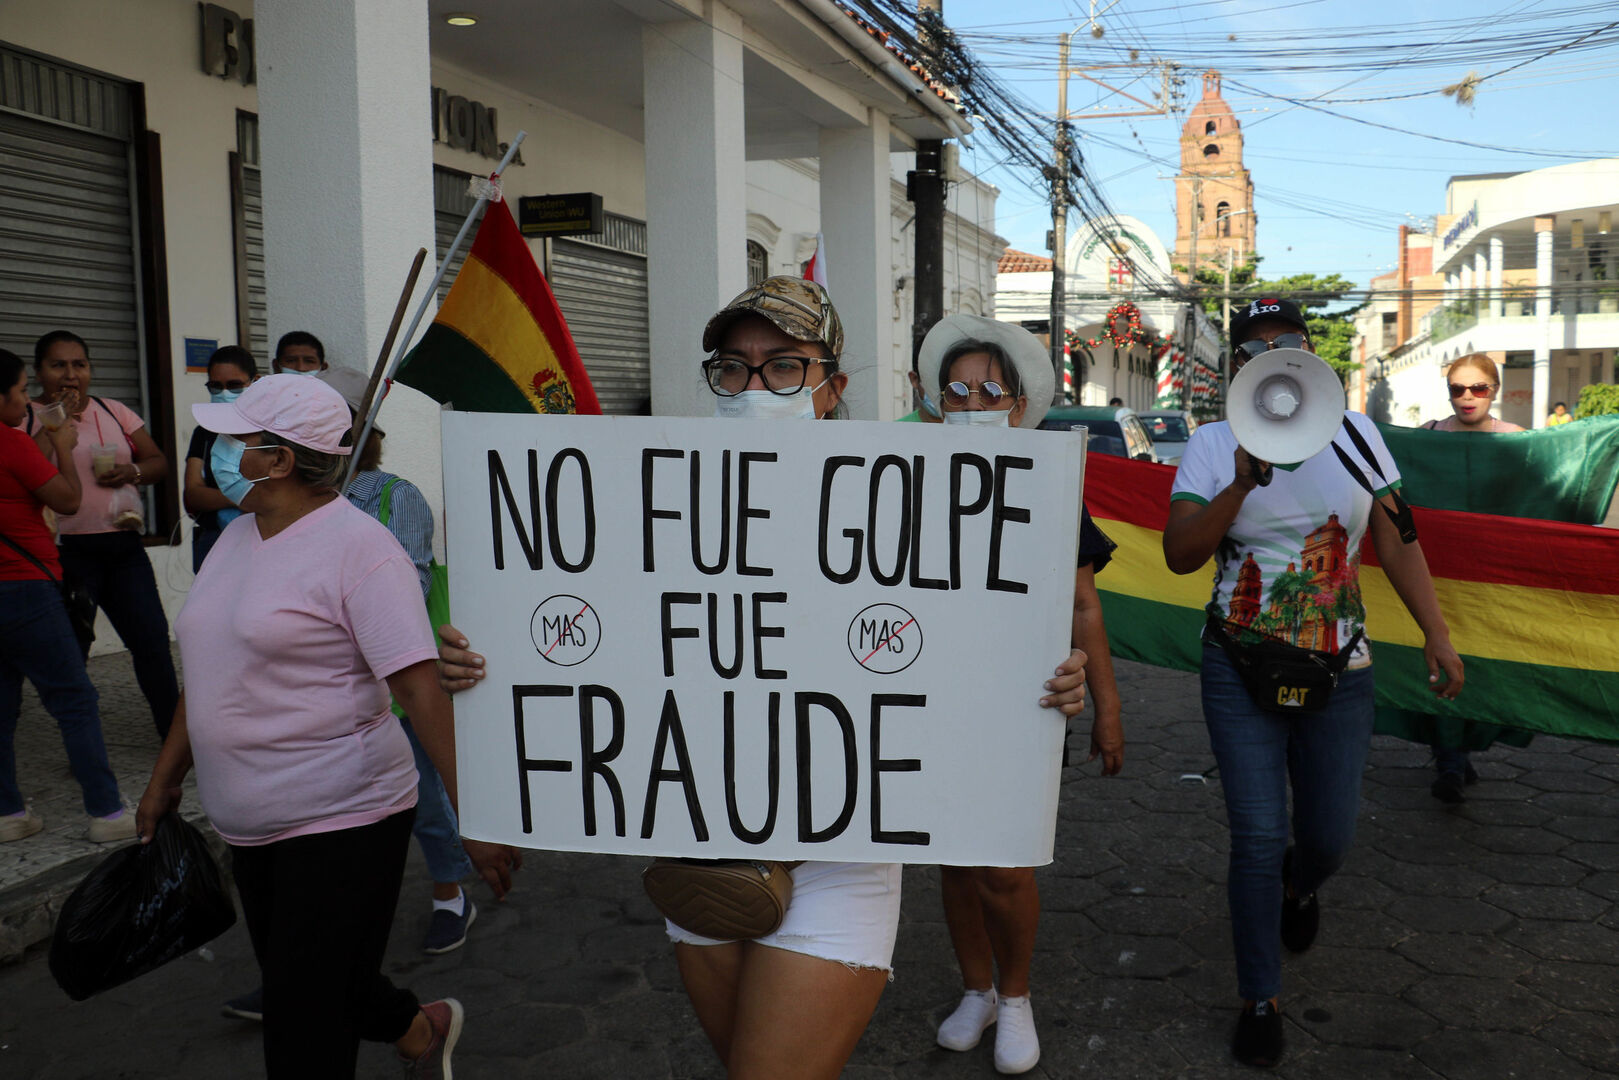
top-left (340, 245), bottom-right (428, 493)
top-left (341, 130), bottom-right (528, 491)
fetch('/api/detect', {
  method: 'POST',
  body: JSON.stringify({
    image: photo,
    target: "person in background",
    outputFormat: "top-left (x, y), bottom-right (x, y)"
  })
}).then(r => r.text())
top-left (0, 348), bottom-right (135, 844)
top-left (434, 278), bottom-right (1094, 1080)
top-left (1108, 397), bottom-right (1124, 407)
top-left (324, 366), bottom-right (478, 953)
top-left (899, 348), bottom-right (943, 423)
top-left (1165, 297), bottom-right (1463, 1068)
top-left (915, 315), bottom-right (1123, 1074)
top-left (1419, 353), bottom-right (1521, 801)
top-left (136, 375), bottom-right (516, 1077)
top-left (27, 330), bottom-right (179, 741)
top-left (184, 346), bottom-right (258, 572)
top-left (272, 330), bottom-right (328, 375)
top-left (1547, 401), bottom-right (1573, 426)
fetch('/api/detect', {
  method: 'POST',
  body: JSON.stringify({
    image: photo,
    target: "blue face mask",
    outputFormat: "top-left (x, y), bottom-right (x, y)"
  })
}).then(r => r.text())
top-left (208, 387), bottom-right (244, 405)
top-left (920, 391), bottom-right (941, 418)
top-left (209, 434), bottom-right (276, 507)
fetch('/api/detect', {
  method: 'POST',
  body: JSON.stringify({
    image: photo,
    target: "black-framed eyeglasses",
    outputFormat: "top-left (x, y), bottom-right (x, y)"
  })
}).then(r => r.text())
top-left (206, 379), bottom-right (250, 392)
top-left (1236, 333), bottom-right (1309, 360)
top-left (702, 356), bottom-right (821, 397)
top-left (943, 380), bottom-right (1009, 408)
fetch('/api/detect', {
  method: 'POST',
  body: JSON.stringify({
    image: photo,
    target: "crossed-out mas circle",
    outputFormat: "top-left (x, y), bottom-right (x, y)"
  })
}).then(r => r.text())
top-left (847, 603), bottom-right (922, 674)
top-left (529, 594), bottom-right (601, 666)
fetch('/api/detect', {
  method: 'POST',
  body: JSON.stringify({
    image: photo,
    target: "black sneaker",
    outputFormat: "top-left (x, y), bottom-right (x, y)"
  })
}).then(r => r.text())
top-left (1279, 847), bottom-right (1319, 954)
top-left (1463, 762), bottom-right (1480, 786)
top-left (423, 898), bottom-right (477, 955)
top-left (1232, 1000), bottom-right (1283, 1067)
top-left (221, 985), bottom-right (264, 1022)
top-left (1431, 772), bottom-right (1465, 803)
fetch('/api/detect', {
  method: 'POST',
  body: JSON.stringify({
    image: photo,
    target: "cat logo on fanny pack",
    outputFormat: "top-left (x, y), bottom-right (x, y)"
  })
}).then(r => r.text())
top-left (1276, 685), bottom-right (1312, 707)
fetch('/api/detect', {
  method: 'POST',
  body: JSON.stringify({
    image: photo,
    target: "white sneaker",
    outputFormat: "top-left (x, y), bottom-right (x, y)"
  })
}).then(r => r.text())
top-left (0, 807), bottom-right (44, 843)
top-left (994, 994), bottom-right (1040, 1074)
top-left (87, 809), bottom-right (136, 843)
top-left (937, 988), bottom-right (998, 1051)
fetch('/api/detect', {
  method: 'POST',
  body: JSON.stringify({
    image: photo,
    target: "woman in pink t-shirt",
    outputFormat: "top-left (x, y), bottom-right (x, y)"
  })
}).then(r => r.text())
top-left (29, 330), bottom-right (178, 740)
top-left (135, 375), bottom-right (516, 1078)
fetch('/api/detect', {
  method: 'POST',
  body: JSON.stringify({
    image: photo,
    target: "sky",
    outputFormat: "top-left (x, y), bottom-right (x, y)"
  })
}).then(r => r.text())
top-left (930, 0), bottom-right (1619, 294)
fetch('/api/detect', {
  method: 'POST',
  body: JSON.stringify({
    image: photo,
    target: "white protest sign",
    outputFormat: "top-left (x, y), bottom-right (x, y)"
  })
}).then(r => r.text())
top-left (443, 413), bottom-right (1085, 866)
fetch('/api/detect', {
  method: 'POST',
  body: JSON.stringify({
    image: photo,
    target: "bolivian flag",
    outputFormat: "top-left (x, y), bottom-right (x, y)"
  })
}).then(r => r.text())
top-left (397, 197), bottom-right (601, 415)
top-left (1084, 452), bottom-right (1619, 742)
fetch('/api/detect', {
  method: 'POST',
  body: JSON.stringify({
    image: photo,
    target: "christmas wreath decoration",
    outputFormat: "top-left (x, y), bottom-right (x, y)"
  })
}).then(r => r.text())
top-left (1102, 301), bottom-right (1150, 348)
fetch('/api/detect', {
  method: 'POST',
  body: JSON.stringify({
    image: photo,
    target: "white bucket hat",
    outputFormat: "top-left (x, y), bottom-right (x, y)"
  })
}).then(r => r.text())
top-left (917, 315), bottom-right (1055, 428)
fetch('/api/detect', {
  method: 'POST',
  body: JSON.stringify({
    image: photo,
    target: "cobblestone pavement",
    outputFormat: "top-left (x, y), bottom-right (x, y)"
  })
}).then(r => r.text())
top-left (2, 653), bottom-right (1616, 1078)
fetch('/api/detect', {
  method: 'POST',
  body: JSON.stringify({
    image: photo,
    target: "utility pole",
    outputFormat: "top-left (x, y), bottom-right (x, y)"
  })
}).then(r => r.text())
top-left (1049, 31), bottom-right (1071, 407)
top-left (1181, 176), bottom-right (1202, 412)
top-left (910, 0), bottom-right (946, 372)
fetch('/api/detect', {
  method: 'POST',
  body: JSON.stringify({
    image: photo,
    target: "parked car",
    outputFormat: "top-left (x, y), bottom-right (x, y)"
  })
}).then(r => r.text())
top-left (1038, 405), bottom-right (1160, 463)
top-left (1137, 409), bottom-right (1198, 465)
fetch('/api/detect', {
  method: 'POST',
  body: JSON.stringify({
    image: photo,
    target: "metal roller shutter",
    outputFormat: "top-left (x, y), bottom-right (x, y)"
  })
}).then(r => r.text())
top-left (433, 166), bottom-right (477, 307)
top-left (239, 162), bottom-right (268, 361)
top-left (551, 215), bottom-right (649, 415)
top-left (0, 48), bottom-right (142, 409)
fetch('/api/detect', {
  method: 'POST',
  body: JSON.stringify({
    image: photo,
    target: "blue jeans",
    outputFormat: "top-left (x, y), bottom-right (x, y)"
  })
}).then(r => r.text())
top-left (398, 716), bottom-right (474, 884)
top-left (0, 580), bottom-right (123, 817)
top-left (1200, 643), bottom-right (1375, 1001)
top-left (59, 531), bottom-right (179, 739)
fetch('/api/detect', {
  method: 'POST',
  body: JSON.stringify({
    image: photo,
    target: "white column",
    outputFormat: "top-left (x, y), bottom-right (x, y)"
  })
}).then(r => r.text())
top-left (1474, 249), bottom-right (1488, 311)
top-left (643, 8), bottom-right (747, 418)
top-left (1460, 263), bottom-right (1472, 299)
top-left (1534, 217), bottom-right (1555, 427)
top-left (1489, 235), bottom-right (1504, 318)
top-left (254, 0), bottom-right (441, 505)
top-left (819, 111), bottom-right (894, 420)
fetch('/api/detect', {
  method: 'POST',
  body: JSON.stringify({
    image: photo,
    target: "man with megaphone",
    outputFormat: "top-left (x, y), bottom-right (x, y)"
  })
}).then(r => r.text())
top-left (1162, 297), bottom-right (1464, 1068)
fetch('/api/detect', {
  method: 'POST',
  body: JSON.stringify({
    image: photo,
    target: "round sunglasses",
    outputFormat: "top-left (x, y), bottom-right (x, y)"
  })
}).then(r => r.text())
top-left (942, 380), bottom-right (1009, 408)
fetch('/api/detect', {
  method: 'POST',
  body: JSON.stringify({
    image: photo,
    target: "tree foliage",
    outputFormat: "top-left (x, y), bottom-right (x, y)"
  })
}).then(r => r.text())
top-left (1577, 383), bottom-right (1619, 418)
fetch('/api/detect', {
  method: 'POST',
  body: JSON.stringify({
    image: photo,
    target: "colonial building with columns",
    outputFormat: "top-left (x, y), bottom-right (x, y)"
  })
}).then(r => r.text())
top-left (1349, 160), bottom-right (1619, 428)
top-left (0, 0), bottom-right (1002, 634)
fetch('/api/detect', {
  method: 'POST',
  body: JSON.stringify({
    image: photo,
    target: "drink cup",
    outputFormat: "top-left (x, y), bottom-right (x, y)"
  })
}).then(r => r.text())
top-left (39, 401), bottom-right (67, 431)
top-left (90, 444), bottom-right (118, 479)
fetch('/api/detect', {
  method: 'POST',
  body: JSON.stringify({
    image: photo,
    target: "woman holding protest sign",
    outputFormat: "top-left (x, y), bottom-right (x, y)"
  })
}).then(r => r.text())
top-left (917, 314), bottom-right (1123, 1074)
top-left (134, 374), bottom-right (520, 1078)
top-left (436, 277), bottom-right (1093, 1080)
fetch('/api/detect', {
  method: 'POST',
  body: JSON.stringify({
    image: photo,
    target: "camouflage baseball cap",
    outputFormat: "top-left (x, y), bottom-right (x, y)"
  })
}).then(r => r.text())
top-left (702, 276), bottom-right (844, 359)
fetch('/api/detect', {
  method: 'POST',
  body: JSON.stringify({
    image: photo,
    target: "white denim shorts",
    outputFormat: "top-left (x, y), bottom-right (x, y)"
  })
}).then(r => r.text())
top-left (665, 860), bottom-right (902, 971)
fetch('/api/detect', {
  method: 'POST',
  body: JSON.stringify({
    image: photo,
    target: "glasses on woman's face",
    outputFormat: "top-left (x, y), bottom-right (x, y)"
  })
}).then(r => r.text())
top-left (1236, 333), bottom-right (1309, 360)
top-left (703, 356), bottom-right (819, 397)
top-left (205, 379), bottom-right (250, 393)
top-left (1449, 382), bottom-right (1495, 399)
top-left (942, 380), bottom-right (1009, 408)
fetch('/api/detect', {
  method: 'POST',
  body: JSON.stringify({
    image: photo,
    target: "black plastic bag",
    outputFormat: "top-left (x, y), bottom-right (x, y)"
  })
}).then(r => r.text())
top-left (49, 813), bottom-right (236, 1001)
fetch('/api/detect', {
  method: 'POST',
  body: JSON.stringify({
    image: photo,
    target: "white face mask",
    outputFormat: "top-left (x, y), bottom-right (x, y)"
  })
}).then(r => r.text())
top-left (942, 408), bottom-right (1012, 428)
top-left (713, 380), bottom-right (826, 421)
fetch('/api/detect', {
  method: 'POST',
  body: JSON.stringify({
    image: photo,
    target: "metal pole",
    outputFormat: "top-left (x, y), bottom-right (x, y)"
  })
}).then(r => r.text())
top-left (1050, 31), bottom-right (1070, 407)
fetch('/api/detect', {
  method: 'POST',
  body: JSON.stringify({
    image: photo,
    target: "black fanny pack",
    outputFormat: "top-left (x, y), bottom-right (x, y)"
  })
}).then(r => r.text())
top-left (1207, 616), bottom-right (1362, 715)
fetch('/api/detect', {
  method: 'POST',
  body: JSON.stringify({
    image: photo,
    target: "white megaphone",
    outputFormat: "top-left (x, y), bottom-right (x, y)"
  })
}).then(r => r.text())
top-left (1226, 348), bottom-right (1345, 465)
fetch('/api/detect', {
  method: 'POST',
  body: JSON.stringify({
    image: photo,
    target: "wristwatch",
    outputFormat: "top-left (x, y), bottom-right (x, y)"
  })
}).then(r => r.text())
top-left (132, 463), bottom-right (143, 485)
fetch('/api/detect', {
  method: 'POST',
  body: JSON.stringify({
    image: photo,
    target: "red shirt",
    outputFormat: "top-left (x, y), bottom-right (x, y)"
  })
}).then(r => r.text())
top-left (0, 425), bottom-right (61, 580)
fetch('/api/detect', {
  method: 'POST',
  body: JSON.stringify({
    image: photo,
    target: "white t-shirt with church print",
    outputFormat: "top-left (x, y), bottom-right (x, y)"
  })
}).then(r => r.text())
top-left (1170, 412), bottom-right (1401, 669)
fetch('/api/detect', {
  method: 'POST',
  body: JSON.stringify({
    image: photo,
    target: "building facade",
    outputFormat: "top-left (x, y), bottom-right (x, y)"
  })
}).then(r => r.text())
top-left (1172, 72), bottom-right (1255, 282)
top-left (994, 215), bottom-right (1223, 414)
top-left (1350, 160), bottom-right (1619, 428)
top-left (0, 0), bottom-right (999, 642)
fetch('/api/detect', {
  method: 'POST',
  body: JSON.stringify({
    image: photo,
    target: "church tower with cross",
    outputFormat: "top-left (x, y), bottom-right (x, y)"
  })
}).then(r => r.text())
top-left (1172, 71), bottom-right (1256, 283)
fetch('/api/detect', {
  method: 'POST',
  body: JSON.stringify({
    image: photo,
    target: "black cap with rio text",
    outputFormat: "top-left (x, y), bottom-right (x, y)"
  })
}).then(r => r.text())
top-left (1230, 297), bottom-right (1309, 343)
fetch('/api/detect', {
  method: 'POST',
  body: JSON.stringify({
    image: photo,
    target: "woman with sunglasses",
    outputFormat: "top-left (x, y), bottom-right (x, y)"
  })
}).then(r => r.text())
top-left (184, 346), bottom-right (259, 571)
top-left (1164, 298), bottom-right (1463, 1068)
top-left (915, 315), bottom-right (1123, 1074)
top-left (1417, 355), bottom-right (1520, 802)
top-left (435, 280), bottom-right (1093, 1079)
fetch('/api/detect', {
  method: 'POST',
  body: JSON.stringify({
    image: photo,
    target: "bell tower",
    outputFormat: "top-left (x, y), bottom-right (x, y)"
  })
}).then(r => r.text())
top-left (1173, 72), bottom-right (1255, 282)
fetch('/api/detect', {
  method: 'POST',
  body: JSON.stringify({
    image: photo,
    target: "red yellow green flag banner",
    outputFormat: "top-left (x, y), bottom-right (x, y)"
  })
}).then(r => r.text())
top-left (1083, 452), bottom-right (1619, 742)
top-left (396, 197), bottom-right (602, 415)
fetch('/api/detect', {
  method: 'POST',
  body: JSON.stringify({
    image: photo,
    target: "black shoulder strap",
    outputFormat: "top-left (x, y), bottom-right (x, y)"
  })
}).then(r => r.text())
top-left (1331, 417), bottom-right (1418, 544)
top-left (0, 532), bottom-right (62, 586)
